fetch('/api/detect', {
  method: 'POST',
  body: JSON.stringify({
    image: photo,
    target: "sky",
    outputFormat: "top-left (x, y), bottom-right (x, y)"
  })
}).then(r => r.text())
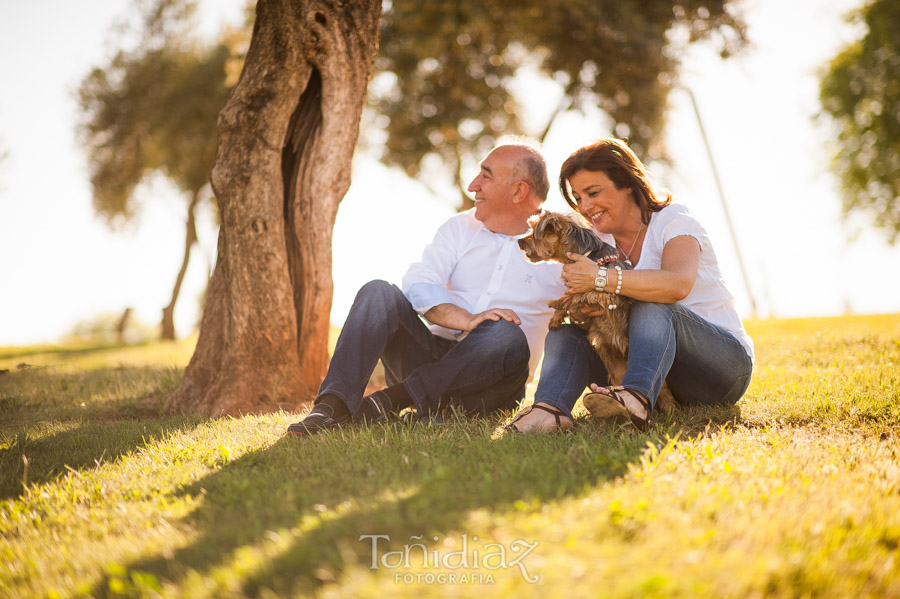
top-left (1, 0), bottom-right (899, 347)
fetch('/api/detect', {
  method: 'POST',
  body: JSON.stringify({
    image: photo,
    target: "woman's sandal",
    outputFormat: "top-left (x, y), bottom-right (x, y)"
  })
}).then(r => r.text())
top-left (503, 403), bottom-right (571, 434)
top-left (583, 386), bottom-right (651, 432)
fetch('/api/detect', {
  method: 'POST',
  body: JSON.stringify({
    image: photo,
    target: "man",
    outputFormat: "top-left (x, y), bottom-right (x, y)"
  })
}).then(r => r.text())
top-left (287, 141), bottom-right (564, 436)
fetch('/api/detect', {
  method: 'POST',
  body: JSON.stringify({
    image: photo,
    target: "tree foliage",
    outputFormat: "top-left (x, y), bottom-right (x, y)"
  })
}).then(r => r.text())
top-left (373, 0), bottom-right (747, 204)
top-left (820, 0), bottom-right (900, 243)
top-left (79, 1), bottom-right (747, 219)
top-left (77, 0), bottom-right (229, 224)
top-left (77, 0), bottom-right (232, 339)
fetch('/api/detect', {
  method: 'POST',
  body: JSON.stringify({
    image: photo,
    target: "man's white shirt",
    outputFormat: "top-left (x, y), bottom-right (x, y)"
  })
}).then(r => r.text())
top-left (402, 209), bottom-right (565, 378)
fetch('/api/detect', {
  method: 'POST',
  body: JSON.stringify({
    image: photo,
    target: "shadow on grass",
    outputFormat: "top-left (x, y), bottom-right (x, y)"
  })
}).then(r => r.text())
top-left (0, 416), bottom-right (204, 501)
top-left (0, 366), bottom-right (184, 426)
top-left (81, 400), bottom-right (749, 597)
top-left (90, 417), bottom-right (656, 597)
top-left (0, 365), bottom-right (197, 501)
top-left (666, 403), bottom-right (744, 435)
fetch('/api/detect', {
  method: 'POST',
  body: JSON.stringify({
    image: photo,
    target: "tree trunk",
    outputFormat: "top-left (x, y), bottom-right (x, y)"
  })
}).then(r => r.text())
top-left (454, 147), bottom-right (473, 212)
top-left (161, 189), bottom-right (201, 341)
top-left (165, 0), bottom-right (381, 416)
top-left (537, 83), bottom-right (575, 144)
top-left (116, 307), bottom-right (133, 345)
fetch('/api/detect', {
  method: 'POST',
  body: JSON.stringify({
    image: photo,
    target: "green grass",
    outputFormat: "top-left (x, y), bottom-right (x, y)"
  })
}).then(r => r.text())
top-left (1, 314), bottom-right (899, 598)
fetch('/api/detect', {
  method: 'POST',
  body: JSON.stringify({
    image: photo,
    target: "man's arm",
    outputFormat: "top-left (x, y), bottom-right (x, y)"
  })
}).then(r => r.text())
top-left (423, 303), bottom-right (521, 332)
top-left (403, 214), bottom-right (481, 331)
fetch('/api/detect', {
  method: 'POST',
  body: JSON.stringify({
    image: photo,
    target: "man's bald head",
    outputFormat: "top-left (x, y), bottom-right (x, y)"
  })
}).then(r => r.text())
top-left (492, 142), bottom-right (549, 202)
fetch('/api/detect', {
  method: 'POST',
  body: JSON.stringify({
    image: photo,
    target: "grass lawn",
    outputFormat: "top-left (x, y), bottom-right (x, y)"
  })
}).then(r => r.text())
top-left (1, 314), bottom-right (899, 598)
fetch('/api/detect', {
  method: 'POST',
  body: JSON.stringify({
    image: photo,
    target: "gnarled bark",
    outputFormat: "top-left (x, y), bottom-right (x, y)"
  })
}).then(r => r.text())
top-left (165, 0), bottom-right (381, 416)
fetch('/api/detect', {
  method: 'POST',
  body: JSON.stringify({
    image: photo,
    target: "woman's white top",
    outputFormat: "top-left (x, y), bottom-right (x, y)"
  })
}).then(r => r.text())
top-left (596, 203), bottom-right (754, 361)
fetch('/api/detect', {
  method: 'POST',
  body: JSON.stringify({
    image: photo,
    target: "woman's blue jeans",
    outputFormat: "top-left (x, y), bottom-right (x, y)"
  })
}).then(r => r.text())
top-left (318, 280), bottom-right (530, 417)
top-left (535, 302), bottom-right (753, 418)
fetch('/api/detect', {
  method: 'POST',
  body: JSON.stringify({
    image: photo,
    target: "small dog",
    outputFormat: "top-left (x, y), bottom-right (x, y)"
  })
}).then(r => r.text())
top-left (518, 211), bottom-right (676, 414)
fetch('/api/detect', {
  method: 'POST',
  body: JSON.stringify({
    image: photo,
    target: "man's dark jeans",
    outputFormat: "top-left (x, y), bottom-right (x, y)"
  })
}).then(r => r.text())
top-left (318, 280), bottom-right (530, 417)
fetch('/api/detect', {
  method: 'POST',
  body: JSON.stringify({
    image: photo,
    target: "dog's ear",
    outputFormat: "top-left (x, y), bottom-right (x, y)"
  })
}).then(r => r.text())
top-left (567, 221), bottom-right (602, 255)
top-left (533, 211), bottom-right (560, 238)
top-left (526, 211), bottom-right (544, 230)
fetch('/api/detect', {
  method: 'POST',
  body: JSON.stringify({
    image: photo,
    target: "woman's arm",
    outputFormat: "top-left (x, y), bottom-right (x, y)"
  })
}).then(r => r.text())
top-left (563, 235), bottom-right (701, 304)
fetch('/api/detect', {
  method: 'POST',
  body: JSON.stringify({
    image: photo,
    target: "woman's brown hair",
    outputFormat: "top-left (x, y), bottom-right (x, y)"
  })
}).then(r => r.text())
top-left (559, 138), bottom-right (671, 224)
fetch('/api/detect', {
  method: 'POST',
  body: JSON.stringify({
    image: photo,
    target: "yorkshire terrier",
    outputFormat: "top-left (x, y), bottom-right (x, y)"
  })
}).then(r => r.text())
top-left (518, 211), bottom-right (677, 415)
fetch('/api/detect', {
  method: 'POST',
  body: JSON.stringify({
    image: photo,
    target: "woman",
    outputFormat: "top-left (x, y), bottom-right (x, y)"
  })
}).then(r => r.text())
top-left (507, 138), bottom-right (754, 433)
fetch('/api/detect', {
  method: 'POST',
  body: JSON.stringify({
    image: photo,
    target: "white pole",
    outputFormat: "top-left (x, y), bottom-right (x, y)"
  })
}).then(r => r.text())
top-left (682, 86), bottom-right (759, 317)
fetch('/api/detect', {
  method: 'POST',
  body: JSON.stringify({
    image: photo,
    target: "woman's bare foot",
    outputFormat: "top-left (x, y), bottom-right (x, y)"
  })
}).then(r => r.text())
top-left (506, 402), bottom-right (573, 434)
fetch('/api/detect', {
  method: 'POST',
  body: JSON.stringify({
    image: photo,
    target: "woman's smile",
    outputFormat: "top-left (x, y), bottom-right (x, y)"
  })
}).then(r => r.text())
top-left (568, 169), bottom-right (632, 233)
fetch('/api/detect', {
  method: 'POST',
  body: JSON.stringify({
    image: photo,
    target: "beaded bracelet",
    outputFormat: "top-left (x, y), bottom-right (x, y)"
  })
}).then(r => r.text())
top-left (608, 265), bottom-right (623, 310)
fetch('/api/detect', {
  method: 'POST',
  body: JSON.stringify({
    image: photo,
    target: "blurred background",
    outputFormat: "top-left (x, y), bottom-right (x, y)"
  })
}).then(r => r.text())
top-left (1, 0), bottom-right (898, 347)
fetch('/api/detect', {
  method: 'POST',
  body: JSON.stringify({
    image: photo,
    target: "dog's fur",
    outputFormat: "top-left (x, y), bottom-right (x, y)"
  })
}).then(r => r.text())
top-left (518, 211), bottom-right (676, 413)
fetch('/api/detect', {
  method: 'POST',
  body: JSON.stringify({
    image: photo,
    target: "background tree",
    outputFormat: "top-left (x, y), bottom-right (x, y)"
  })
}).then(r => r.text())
top-left (77, 0), bottom-right (231, 340)
top-left (61, 309), bottom-right (156, 347)
top-left (164, 0), bottom-right (381, 415)
top-left (373, 0), bottom-right (747, 208)
top-left (819, 0), bottom-right (900, 243)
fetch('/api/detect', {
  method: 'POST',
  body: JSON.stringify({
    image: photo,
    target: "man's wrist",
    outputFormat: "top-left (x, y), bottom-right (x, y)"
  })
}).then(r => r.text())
top-left (424, 303), bottom-right (472, 331)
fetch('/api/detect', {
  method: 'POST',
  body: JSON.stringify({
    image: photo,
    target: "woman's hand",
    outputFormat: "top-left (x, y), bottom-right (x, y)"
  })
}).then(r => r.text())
top-left (563, 236), bottom-right (702, 304)
top-left (562, 253), bottom-right (601, 294)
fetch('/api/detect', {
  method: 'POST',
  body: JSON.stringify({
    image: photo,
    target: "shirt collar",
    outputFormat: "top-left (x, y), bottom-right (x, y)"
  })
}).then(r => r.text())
top-left (479, 222), bottom-right (529, 240)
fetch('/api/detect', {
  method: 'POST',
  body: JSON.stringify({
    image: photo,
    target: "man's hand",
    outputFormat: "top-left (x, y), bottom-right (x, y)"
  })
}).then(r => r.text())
top-left (465, 308), bottom-right (521, 331)
top-left (424, 303), bottom-right (521, 332)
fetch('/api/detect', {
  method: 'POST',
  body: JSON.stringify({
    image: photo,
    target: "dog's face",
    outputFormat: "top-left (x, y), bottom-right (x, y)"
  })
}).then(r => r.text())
top-left (518, 211), bottom-right (618, 264)
top-left (518, 212), bottom-right (571, 263)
